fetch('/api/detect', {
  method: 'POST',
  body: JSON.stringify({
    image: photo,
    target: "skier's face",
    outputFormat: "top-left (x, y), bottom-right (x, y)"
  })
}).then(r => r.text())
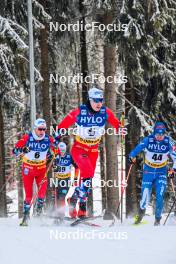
top-left (35, 126), bottom-right (46, 137)
top-left (155, 133), bottom-right (165, 141)
top-left (60, 149), bottom-right (66, 156)
top-left (90, 99), bottom-right (103, 111)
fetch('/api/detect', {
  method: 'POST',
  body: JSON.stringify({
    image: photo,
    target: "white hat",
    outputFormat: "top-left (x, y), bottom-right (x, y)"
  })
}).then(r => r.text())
top-left (34, 118), bottom-right (46, 129)
top-left (88, 87), bottom-right (103, 100)
top-left (58, 142), bottom-right (67, 151)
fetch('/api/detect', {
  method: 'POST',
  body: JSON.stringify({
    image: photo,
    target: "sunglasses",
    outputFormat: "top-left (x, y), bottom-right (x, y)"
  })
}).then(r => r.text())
top-left (38, 127), bottom-right (46, 131)
top-left (155, 133), bottom-right (164, 137)
top-left (92, 98), bottom-right (104, 103)
top-left (60, 149), bottom-right (66, 152)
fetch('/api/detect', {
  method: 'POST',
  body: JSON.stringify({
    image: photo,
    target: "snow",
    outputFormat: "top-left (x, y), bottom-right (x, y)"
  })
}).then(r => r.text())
top-left (0, 215), bottom-right (176, 264)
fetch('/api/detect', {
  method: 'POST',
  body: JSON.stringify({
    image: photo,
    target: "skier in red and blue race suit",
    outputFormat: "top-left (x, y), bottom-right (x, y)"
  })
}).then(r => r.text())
top-left (13, 118), bottom-right (55, 220)
top-left (53, 142), bottom-right (79, 214)
top-left (129, 121), bottom-right (176, 225)
top-left (54, 87), bottom-right (120, 218)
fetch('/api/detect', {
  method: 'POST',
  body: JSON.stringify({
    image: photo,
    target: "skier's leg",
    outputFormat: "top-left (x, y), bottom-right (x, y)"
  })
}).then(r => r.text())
top-left (69, 197), bottom-right (77, 218)
top-left (22, 164), bottom-right (35, 214)
top-left (71, 146), bottom-right (98, 217)
top-left (78, 151), bottom-right (98, 217)
top-left (35, 167), bottom-right (47, 213)
top-left (154, 172), bottom-right (167, 225)
top-left (71, 145), bottom-right (96, 179)
top-left (135, 170), bottom-right (153, 224)
top-left (140, 177), bottom-right (153, 210)
top-left (20, 165), bottom-right (35, 224)
top-left (57, 178), bottom-right (70, 209)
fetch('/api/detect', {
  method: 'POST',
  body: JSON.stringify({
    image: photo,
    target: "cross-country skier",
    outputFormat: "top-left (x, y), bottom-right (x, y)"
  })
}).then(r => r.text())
top-left (129, 121), bottom-right (176, 225)
top-left (53, 142), bottom-right (79, 217)
top-left (13, 118), bottom-right (55, 225)
top-left (54, 87), bottom-right (120, 218)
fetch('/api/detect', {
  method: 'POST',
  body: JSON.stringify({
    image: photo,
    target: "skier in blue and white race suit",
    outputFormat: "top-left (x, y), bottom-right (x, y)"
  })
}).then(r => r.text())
top-left (129, 121), bottom-right (176, 225)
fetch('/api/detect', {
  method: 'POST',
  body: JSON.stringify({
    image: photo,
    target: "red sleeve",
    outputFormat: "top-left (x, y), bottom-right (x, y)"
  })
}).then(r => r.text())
top-left (106, 107), bottom-right (120, 132)
top-left (15, 134), bottom-right (29, 149)
top-left (57, 108), bottom-right (80, 129)
top-left (49, 136), bottom-right (55, 151)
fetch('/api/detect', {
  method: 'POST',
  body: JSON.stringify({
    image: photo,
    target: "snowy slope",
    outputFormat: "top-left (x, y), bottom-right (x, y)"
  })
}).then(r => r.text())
top-left (0, 216), bottom-right (176, 264)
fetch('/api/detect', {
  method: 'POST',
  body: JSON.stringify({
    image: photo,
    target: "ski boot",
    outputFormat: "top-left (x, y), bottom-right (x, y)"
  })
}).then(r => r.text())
top-left (35, 198), bottom-right (44, 217)
top-left (154, 217), bottom-right (161, 226)
top-left (20, 202), bottom-right (30, 226)
top-left (134, 208), bottom-right (146, 225)
top-left (78, 200), bottom-right (87, 219)
top-left (69, 197), bottom-right (77, 219)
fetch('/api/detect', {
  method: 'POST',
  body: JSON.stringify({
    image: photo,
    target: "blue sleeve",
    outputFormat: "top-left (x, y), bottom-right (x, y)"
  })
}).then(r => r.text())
top-left (169, 139), bottom-right (176, 169)
top-left (129, 137), bottom-right (148, 158)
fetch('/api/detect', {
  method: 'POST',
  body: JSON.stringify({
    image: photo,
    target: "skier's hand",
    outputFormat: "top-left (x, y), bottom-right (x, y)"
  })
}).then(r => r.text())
top-left (54, 130), bottom-right (61, 147)
top-left (168, 169), bottom-right (176, 179)
top-left (129, 156), bottom-right (136, 164)
top-left (22, 146), bottom-right (30, 153)
top-left (12, 148), bottom-right (22, 157)
top-left (47, 151), bottom-right (54, 161)
top-left (53, 165), bottom-right (58, 171)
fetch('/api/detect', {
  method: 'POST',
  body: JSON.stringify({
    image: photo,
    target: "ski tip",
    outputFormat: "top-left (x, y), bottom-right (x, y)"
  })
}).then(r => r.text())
top-left (19, 222), bottom-right (28, 227)
top-left (132, 220), bottom-right (148, 226)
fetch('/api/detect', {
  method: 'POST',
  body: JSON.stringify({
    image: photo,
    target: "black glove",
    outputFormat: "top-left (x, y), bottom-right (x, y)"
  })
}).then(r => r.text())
top-left (129, 156), bottom-right (136, 164)
top-left (22, 146), bottom-right (30, 153)
top-left (53, 165), bottom-right (58, 171)
top-left (47, 151), bottom-right (54, 161)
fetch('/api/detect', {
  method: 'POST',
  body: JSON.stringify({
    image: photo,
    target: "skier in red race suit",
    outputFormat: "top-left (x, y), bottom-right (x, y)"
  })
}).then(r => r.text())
top-left (55, 87), bottom-right (120, 218)
top-left (13, 118), bottom-right (55, 223)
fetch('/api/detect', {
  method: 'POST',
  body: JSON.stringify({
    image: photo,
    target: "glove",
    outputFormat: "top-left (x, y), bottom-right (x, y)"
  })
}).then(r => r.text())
top-left (53, 165), bottom-right (58, 171)
top-left (47, 151), bottom-right (54, 161)
top-left (12, 148), bottom-right (22, 157)
top-left (22, 146), bottom-right (30, 153)
top-left (53, 131), bottom-right (61, 147)
top-left (129, 156), bottom-right (136, 164)
top-left (168, 169), bottom-right (176, 179)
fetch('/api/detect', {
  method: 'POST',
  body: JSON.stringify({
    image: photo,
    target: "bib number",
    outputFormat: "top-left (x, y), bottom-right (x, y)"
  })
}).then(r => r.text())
top-left (34, 152), bottom-right (40, 159)
top-left (58, 166), bottom-right (66, 172)
top-left (152, 153), bottom-right (163, 161)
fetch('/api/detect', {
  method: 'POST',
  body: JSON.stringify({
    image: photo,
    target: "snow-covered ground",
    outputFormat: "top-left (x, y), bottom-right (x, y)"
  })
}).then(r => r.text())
top-left (1, 215), bottom-right (176, 264)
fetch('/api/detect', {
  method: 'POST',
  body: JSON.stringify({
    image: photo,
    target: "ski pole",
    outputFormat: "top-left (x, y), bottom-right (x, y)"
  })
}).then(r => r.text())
top-left (115, 163), bottom-right (133, 217)
top-left (163, 178), bottom-right (176, 225)
top-left (120, 112), bottom-right (125, 223)
top-left (170, 178), bottom-right (176, 198)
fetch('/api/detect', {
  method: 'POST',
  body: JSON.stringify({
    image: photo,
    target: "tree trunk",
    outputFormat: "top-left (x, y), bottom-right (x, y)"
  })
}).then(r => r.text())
top-left (39, 0), bottom-right (52, 205)
top-left (39, 0), bottom-right (50, 129)
top-left (104, 12), bottom-right (118, 215)
top-left (16, 116), bottom-right (23, 218)
top-left (79, 0), bottom-right (89, 104)
top-left (99, 137), bottom-right (107, 211)
top-left (125, 81), bottom-right (141, 215)
top-left (0, 106), bottom-right (7, 217)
